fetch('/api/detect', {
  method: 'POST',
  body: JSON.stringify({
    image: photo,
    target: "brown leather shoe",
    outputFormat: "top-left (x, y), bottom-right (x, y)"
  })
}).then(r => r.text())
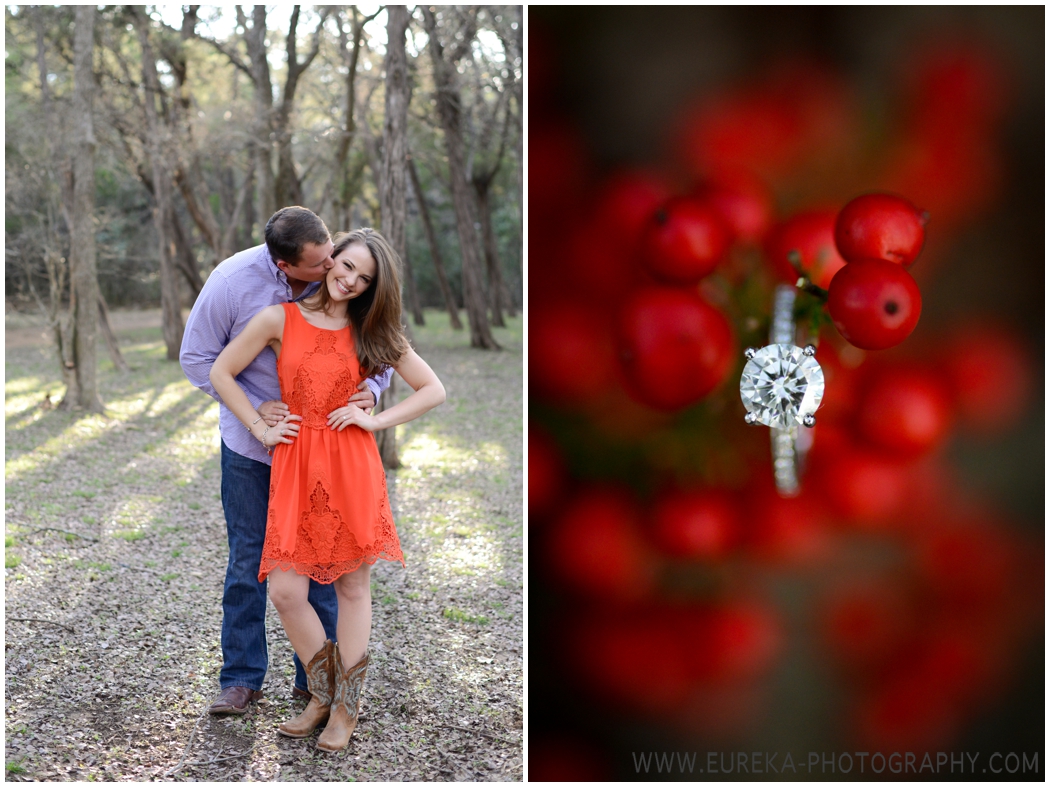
top-left (279, 640), bottom-right (334, 738)
top-left (208, 686), bottom-right (264, 715)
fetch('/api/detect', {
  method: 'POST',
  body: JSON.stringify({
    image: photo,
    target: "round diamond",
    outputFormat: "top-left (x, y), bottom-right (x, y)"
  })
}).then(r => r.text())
top-left (740, 344), bottom-right (824, 428)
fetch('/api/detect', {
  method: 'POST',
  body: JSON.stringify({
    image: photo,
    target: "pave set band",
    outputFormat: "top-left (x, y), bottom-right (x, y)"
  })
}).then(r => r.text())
top-left (739, 285), bottom-right (825, 497)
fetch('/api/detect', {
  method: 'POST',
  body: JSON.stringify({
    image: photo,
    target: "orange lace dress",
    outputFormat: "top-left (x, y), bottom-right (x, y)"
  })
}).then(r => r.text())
top-left (258, 302), bottom-right (404, 583)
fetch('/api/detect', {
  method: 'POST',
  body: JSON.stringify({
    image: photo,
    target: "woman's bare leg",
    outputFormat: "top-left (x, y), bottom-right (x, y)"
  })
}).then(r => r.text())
top-left (333, 563), bottom-right (372, 670)
top-left (268, 569), bottom-right (327, 664)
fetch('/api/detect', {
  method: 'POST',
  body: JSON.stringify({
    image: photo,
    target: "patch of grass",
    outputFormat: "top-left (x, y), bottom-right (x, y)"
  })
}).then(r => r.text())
top-left (187, 502), bottom-right (201, 510)
top-left (380, 594), bottom-right (397, 605)
top-left (145, 560), bottom-right (157, 568)
top-left (171, 549), bottom-right (182, 558)
top-left (116, 530), bottom-right (146, 541)
top-left (6, 762), bottom-right (27, 775)
top-left (160, 573), bottom-right (178, 581)
top-left (5, 554), bottom-right (23, 568)
top-left (442, 607), bottom-right (489, 626)
top-left (82, 515), bottom-right (97, 525)
top-left (72, 490), bottom-right (96, 499)
top-left (4, 536), bottom-right (13, 548)
top-left (406, 591), bottom-right (421, 600)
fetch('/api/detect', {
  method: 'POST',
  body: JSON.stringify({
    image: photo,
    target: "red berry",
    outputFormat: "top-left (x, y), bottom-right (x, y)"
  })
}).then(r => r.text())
top-left (530, 302), bottom-right (617, 405)
top-left (682, 601), bottom-right (783, 683)
top-left (547, 488), bottom-right (653, 600)
top-left (821, 584), bottom-right (911, 671)
top-left (856, 366), bottom-right (953, 457)
top-left (939, 323), bottom-right (1031, 435)
top-left (617, 287), bottom-right (735, 411)
top-left (827, 258), bottom-right (922, 350)
top-left (640, 197), bottom-right (730, 284)
top-left (592, 170), bottom-right (673, 245)
top-left (697, 171), bottom-right (773, 245)
top-left (816, 443), bottom-right (911, 525)
top-left (746, 481), bottom-right (833, 565)
top-left (651, 488), bottom-right (740, 560)
top-left (835, 193), bottom-right (928, 267)
top-left (765, 210), bottom-right (847, 290)
top-left (529, 424), bottom-right (565, 519)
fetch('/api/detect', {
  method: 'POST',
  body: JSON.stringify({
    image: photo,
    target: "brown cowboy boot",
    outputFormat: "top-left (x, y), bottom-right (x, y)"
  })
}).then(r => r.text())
top-left (316, 644), bottom-right (369, 752)
top-left (277, 640), bottom-right (334, 738)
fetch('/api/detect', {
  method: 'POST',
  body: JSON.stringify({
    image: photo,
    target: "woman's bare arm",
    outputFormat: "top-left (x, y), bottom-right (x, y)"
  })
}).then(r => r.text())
top-left (209, 305), bottom-right (300, 448)
top-left (326, 348), bottom-right (446, 433)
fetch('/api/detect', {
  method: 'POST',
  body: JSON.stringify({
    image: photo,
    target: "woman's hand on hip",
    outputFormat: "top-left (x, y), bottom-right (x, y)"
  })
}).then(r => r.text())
top-left (327, 405), bottom-right (378, 433)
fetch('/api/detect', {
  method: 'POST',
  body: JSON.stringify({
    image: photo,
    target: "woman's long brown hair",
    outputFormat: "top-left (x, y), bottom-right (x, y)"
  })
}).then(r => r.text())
top-left (301, 228), bottom-right (410, 378)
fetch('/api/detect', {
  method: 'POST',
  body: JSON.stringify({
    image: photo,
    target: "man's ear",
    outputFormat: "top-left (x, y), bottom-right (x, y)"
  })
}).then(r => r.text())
top-left (274, 258), bottom-right (293, 275)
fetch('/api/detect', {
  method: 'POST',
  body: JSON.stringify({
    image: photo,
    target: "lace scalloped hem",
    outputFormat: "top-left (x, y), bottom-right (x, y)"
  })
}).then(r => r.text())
top-left (258, 551), bottom-right (405, 585)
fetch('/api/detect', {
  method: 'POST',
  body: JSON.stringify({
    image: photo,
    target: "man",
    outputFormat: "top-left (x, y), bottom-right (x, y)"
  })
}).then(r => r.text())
top-left (180, 207), bottom-right (392, 714)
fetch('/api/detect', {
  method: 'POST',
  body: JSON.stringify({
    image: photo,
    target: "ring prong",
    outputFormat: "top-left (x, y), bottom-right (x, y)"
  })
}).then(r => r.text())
top-left (744, 347), bottom-right (758, 360)
top-left (803, 413), bottom-right (816, 428)
top-left (803, 344), bottom-right (817, 357)
top-left (744, 412), bottom-right (759, 426)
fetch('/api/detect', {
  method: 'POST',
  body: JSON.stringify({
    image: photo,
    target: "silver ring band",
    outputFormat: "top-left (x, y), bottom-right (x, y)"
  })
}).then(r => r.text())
top-left (770, 285), bottom-right (802, 496)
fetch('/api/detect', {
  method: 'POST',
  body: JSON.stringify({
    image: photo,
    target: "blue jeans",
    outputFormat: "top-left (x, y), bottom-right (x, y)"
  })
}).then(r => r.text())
top-left (218, 440), bottom-right (339, 691)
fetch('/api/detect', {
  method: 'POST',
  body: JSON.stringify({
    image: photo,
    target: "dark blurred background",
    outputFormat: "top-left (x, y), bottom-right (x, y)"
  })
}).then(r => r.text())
top-left (529, 5), bottom-right (1043, 781)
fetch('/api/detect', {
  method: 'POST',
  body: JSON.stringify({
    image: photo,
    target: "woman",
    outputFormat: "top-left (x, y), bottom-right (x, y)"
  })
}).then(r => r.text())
top-left (210, 228), bottom-right (445, 751)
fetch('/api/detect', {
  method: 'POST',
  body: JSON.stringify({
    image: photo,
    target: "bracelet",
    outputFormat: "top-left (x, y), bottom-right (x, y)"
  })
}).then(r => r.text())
top-left (260, 425), bottom-right (271, 447)
top-left (248, 415), bottom-right (264, 430)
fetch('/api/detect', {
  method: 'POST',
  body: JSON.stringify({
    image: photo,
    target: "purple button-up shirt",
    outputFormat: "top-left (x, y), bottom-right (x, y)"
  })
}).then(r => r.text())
top-left (179, 244), bottom-right (393, 466)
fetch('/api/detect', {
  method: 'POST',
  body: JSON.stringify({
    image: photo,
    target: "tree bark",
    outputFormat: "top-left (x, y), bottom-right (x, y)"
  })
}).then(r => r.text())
top-left (65, 5), bottom-right (104, 411)
top-left (133, 7), bottom-right (184, 360)
top-left (97, 293), bottom-right (129, 372)
top-left (243, 6), bottom-right (276, 220)
top-left (403, 244), bottom-right (425, 326)
top-left (408, 154), bottom-right (462, 330)
top-left (274, 6), bottom-right (328, 208)
top-left (474, 182), bottom-right (509, 326)
top-left (374, 5), bottom-right (411, 470)
top-left (421, 8), bottom-right (499, 350)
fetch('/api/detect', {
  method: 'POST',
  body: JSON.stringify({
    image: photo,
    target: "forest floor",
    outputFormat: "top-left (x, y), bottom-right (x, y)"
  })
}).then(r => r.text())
top-left (4, 306), bottom-right (523, 782)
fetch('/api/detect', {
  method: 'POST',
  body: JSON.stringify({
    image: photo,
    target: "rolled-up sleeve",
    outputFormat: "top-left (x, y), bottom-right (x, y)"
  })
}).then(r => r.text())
top-left (179, 274), bottom-right (234, 403)
top-left (364, 365), bottom-right (395, 405)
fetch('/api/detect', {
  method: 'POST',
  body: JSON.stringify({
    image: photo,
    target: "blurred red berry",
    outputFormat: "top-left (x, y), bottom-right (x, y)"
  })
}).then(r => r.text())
top-left (854, 669), bottom-right (961, 752)
top-left (682, 601), bottom-right (783, 683)
top-left (640, 197), bottom-right (731, 284)
top-left (834, 193), bottom-right (928, 267)
top-left (856, 366), bottom-right (953, 457)
top-left (917, 523), bottom-right (1014, 611)
top-left (698, 171), bottom-right (774, 245)
top-left (592, 170), bottom-right (674, 246)
top-left (569, 610), bottom-right (694, 712)
top-left (561, 217), bottom-right (636, 305)
top-left (651, 488), bottom-right (740, 560)
top-left (617, 287), bottom-right (735, 411)
top-left (530, 123), bottom-right (588, 227)
top-left (816, 444), bottom-right (911, 524)
top-left (530, 303), bottom-right (617, 405)
top-left (828, 258), bottom-right (922, 350)
top-left (529, 424), bottom-right (565, 519)
top-left (939, 323), bottom-right (1031, 435)
top-left (548, 488), bottom-right (653, 600)
top-left (529, 739), bottom-right (610, 782)
top-left (821, 584), bottom-right (911, 672)
top-left (765, 210), bottom-right (847, 290)
top-left (746, 481), bottom-right (833, 565)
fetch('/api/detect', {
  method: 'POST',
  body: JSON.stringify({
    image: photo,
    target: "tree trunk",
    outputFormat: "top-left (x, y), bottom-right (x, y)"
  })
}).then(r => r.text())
top-left (97, 293), bottom-right (129, 373)
top-left (408, 155), bottom-right (462, 330)
top-left (374, 5), bottom-right (411, 470)
top-left (403, 245), bottom-right (425, 326)
top-left (65, 5), bottom-right (104, 412)
top-left (421, 8), bottom-right (499, 350)
top-left (170, 205), bottom-right (204, 297)
top-left (133, 8), bottom-right (184, 360)
top-left (474, 181), bottom-right (509, 327)
top-left (246, 6), bottom-right (276, 220)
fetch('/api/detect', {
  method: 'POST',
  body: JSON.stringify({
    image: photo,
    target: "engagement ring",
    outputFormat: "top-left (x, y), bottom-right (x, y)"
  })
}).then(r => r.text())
top-left (739, 285), bottom-right (825, 496)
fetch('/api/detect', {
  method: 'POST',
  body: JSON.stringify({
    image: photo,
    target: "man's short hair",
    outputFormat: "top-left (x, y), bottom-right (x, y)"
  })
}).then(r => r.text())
top-left (264, 207), bottom-right (330, 265)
